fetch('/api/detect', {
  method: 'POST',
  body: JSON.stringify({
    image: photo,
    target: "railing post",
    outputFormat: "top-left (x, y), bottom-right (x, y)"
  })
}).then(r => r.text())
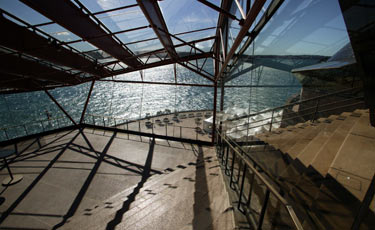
top-left (313, 99), bottom-right (320, 122)
top-left (180, 126), bottom-right (182, 138)
top-left (224, 145), bottom-right (230, 169)
top-left (56, 118), bottom-right (61, 128)
top-left (238, 164), bottom-right (248, 213)
top-left (23, 124), bottom-right (28, 135)
top-left (166, 123), bottom-right (168, 136)
top-left (230, 151), bottom-right (236, 189)
top-left (4, 129), bottom-right (9, 140)
top-left (103, 117), bottom-right (105, 126)
top-left (139, 120), bottom-right (141, 132)
top-left (40, 121), bottom-right (45, 132)
top-left (246, 172), bottom-right (255, 207)
top-left (269, 109), bottom-right (274, 132)
top-left (114, 118), bottom-right (117, 127)
top-left (258, 189), bottom-right (271, 230)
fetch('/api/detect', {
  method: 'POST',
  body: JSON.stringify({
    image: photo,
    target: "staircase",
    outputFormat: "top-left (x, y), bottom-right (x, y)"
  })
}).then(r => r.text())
top-left (240, 109), bottom-right (375, 229)
top-left (60, 146), bottom-right (235, 230)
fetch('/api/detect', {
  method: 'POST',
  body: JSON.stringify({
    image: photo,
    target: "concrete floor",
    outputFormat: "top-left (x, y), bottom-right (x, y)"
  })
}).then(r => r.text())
top-left (0, 126), bottom-right (224, 229)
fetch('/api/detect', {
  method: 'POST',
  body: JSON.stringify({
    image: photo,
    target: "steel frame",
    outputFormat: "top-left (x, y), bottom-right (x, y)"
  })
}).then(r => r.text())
top-left (218, 0), bottom-right (267, 79)
top-left (44, 90), bottom-right (78, 126)
top-left (0, 53), bottom-right (81, 85)
top-left (0, 14), bottom-right (110, 78)
top-left (80, 81), bottom-right (95, 124)
top-left (98, 79), bottom-right (214, 87)
top-left (225, 0), bottom-right (285, 79)
top-left (21, 0), bottom-right (143, 68)
top-left (137, 0), bottom-right (178, 59)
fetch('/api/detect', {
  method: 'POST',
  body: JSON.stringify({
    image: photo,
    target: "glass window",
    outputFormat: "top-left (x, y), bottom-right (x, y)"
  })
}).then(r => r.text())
top-left (159, 0), bottom-right (219, 44)
top-left (96, 6), bottom-right (149, 32)
top-left (0, 0), bottom-right (50, 25)
top-left (39, 24), bottom-right (80, 42)
top-left (81, 0), bottom-right (137, 13)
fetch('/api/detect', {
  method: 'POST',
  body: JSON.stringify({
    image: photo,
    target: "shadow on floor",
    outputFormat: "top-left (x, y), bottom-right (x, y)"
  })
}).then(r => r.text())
top-left (52, 132), bottom-right (117, 229)
top-left (105, 137), bottom-right (156, 230)
top-left (193, 146), bottom-right (213, 230)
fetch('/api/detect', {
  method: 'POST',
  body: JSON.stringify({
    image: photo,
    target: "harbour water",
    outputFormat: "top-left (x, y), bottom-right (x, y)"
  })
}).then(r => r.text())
top-left (0, 65), bottom-right (300, 140)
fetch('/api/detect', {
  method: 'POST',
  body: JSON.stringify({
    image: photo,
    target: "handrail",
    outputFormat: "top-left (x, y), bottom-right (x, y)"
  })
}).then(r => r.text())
top-left (86, 109), bottom-right (213, 121)
top-left (226, 99), bottom-right (365, 134)
top-left (0, 115), bottom-right (69, 131)
top-left (0, 115), bottom-right (72, 141)
top-left (86, 114), bottom-right (207, 130)
top-left (228, 86), bottom-right (363, 122)
top-left (216, 128), bottom-right (304, 230)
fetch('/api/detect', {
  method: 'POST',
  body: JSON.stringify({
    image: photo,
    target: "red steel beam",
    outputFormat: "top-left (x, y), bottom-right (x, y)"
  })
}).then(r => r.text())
top-left (177, 62), bottom-right (215, 83)
top-left (111, 52), bottom-right (213, 77)
top-left (0, 14), bottom-right (110, 77)
top-left (137, 0), bottom-right (178, 59)
top-left (217, 0), bottom-right (267, 80)
top-left (80, 80), bottom-right (95, 124)
top-left (0, 54), bottom-right (81, 85)
top-left (21, 0), bottom-right (143, 68)
top-left (44, 90), bottom-right (78, 126)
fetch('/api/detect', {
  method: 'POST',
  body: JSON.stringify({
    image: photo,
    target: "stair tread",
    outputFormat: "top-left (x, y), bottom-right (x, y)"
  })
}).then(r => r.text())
top-left (284, 121), bottom-right (330, 159)
top-left (296, 117), bottom-right (344, 167)
top-left (310, 112), bottom-right (363, 177)
top-left (327, 113), bottom-right (375, 202)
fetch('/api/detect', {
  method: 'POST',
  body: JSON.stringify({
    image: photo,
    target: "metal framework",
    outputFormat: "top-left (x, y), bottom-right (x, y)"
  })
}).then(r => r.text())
top-left (137, 0), bottom-right (178, 59)
top-left (20, 0), bottom-right (143, 68)
top-left (0, 0), bottom-right (279, 146)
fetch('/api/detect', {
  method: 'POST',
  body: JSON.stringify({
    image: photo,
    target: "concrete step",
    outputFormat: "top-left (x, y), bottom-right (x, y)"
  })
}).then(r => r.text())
top-left (295, 114), bottom-right (345, 168)
top-left (256, 122), bottom-right (310, 150)
top-left (244, 145), bottom-right (291, 179)
top-left (310, 111), bottom-right (363, 177)
top-left (283, 118), bottom-right (334, 160)
top-left (327, 112), bottom-right (375, 203)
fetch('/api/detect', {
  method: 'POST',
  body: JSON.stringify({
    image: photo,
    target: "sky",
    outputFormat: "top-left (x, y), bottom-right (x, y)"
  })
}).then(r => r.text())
top-left (249, 0), bottom-right (351, 56)
top-left (0, 0), bottom-right (350, 57)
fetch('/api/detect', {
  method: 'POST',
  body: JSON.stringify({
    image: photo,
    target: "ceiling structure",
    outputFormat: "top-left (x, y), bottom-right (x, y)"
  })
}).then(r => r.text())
top-left (0, 0), bottom-right (271, 94)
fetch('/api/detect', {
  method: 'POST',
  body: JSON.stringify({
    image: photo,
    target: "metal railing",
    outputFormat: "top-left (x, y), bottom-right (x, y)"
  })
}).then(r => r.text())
top-left (226, 87), bottom-right (365, 137)
top-left (84, 112), bottom-right (212, 142)
top-left (215, 128), bottom-right (304, 230)
top-left (0, 116), bottom-right (73, 142)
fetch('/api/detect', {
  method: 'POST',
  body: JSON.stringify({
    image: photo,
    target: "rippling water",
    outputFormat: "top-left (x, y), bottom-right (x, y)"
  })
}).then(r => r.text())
top-left (0, 64), bottom-right (300, 139)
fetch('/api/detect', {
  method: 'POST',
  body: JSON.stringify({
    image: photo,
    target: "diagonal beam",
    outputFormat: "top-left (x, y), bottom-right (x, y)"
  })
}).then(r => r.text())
top-left (20, 0), bottom-right (142, 68)
top-left (198, 0), bottom-right (241, 22)
top-left (137, 0), bottom-right (178, 59)
top-left (213, 0), bottom-right (232, 79)
top-left (225, 0), bottom-right (285, 78)
top-left (0, 14), bottom-right (110, 77)
top-left (111, 52), bottom-right (213, 77)
top-left (0, 73), bottom-right (50, 91)
top-left (177, 62), bottom-right (214, 82)
top-left (0, 53), bottom-right (81, 85)
top-left (44, 89), bottom-right (78, 126)
top-left (218, 0), bottom-right (266, 80)
top-left (119, 36), bottom-right (216, 61)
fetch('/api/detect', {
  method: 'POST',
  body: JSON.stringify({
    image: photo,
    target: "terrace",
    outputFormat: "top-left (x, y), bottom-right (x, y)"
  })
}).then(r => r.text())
top-left (0, 0), bottom-right (374, 229)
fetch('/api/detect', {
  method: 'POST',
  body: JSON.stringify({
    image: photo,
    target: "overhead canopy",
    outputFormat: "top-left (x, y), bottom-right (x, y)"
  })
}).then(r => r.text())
top-left (0, 0), bottom-right (269, 93)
